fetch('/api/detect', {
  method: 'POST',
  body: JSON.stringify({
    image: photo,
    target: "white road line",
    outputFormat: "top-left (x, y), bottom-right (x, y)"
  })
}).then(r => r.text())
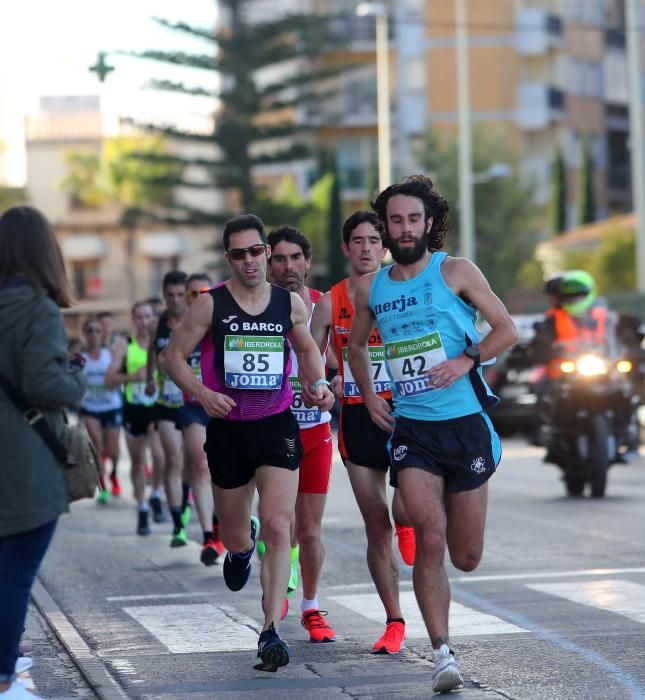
top-left (123, 603), bottom-right (259, 653)
top-left (527, 579), bottom-right (645, 625)
top-left (329, 590), bottom-right (526, 637)
top-left (454, 566), bottom-right (645, 583)
top-left (108, 592), bottom-right (208, 602)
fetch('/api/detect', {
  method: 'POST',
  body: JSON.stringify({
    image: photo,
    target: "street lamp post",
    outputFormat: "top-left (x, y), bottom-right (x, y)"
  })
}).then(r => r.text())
top-left (356, 2), bottom-right (392, 191)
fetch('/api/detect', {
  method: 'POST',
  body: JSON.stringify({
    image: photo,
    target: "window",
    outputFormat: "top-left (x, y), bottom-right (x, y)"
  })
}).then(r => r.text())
top-left (405, 57), bottom-right (425, 93)
top-left (343, 75), bottom-right (377, 118)
top-left (335, 138), bottom-right (376, 190)
top-left (71, 260), bottom-right (101, 299)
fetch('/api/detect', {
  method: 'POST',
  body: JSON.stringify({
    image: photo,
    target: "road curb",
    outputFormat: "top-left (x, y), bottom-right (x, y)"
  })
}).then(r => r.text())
top-left (31, 577), bottom-right (129, 700)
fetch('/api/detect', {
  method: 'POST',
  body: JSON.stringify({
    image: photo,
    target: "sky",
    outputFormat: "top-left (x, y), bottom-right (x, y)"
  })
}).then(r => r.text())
top-left (0, 0), bottom-right (217, 184)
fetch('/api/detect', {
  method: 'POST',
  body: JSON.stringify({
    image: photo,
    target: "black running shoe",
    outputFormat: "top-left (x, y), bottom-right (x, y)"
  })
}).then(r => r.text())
top-left (253, 623), bottom-right (290, 672)
top-left (137, 510), bottom-right (150, 536)
top-left (223, 517), bottom-right (258, 592)
top-left (149, 496), bottom-right (166, 523)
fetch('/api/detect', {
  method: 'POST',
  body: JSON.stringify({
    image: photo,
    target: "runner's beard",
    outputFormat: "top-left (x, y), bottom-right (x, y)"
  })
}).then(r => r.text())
top-left (387, 232), bottom-right (428, 265)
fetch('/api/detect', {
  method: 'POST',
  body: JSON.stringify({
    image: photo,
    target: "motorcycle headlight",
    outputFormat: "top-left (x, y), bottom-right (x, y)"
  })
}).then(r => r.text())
top-left (576, 354), bottom-right (608, 377)
top-left (616, 360), bottom-right (633, 374)
top-left (560, 360), bottom-right (576, 374)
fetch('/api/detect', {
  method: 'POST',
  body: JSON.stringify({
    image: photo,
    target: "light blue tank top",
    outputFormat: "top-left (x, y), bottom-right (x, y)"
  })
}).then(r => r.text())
top-left (369, 252), bottom-right (497, 421)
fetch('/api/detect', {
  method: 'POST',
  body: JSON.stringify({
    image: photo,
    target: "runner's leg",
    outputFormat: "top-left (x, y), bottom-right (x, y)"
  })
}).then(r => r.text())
top-left (346, 461), bottom-right (402, 620)
top-left (256, 466), bottom-right (299, 631)
top-left (445, 483), bottom-right (488, 572)
top-left (183, 423), bottom-right (214, 532)
top-left (295, 493), bottom-right (327, 600)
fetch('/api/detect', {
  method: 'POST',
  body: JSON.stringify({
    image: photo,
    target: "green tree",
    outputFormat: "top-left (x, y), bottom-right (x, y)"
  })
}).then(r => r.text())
top-left (550, 146), bottom-right (567, 235)
top-left (0, 187), bottom-right (27, 210)
top-left (61, 134), bottom-right (179, 301)
top-left (129, 1), bottom-right (346, 225)
top-left (577, 137), bottom-right (595, 226)
top-left (416, 128), bottom-right (539, 299)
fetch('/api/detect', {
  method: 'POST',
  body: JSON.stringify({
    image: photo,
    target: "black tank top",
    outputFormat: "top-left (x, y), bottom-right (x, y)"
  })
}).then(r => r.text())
top-left (154, 312), bottom-right (172, 356)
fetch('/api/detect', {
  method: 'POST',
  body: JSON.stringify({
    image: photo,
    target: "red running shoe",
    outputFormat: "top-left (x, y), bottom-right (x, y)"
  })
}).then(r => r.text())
top-left (200, 541), bottom-right (220, 566)
top-left (395, 522), bottom-right (416, 566)
top-left (301, 609), bottom-right (336, 643)
top-left (371, 620), bottom-right (405, 654)
top-left (212, 525), bottom-right (225, 557)
top-left (110, 473), bottom-right (122, 497)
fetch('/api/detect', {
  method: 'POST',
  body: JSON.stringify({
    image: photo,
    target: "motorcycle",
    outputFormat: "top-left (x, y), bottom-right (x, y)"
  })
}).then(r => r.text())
top-left (538, 350), bottom-right (640, 497)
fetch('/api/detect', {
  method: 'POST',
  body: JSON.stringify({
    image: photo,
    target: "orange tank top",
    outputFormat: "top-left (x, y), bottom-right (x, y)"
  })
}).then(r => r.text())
top-left (330, 279), bottom-right (391, 405)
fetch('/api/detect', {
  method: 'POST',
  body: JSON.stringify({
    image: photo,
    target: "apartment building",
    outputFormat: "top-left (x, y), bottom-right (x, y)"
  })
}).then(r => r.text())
top-left (221, 0), bottom-right (643, 231)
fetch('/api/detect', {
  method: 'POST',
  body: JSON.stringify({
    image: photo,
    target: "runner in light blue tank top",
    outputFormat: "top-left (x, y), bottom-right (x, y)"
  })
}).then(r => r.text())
top-left (369, 251), bottom-right (498, 421)
top-left (347, 176), bottom-right (519, 693)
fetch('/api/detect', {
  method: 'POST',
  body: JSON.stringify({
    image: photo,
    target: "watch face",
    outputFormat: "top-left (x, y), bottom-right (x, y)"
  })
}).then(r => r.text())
top-left (465, 347), bottom-right (480, 361)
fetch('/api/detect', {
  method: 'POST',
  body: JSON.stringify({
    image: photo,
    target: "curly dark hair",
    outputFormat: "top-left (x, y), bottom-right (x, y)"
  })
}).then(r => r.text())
top-left (370, 175), bottom-right (450, 252)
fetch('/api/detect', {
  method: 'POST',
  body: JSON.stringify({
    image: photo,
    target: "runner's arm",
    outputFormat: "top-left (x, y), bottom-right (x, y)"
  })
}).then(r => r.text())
top-left (288, 293), bottom-right (335, 412)
top-left (347, 274), bottom-right (395, 431)
top-left (145, 317), bottom-right (158, 396)
top-left (430, 258), bottom-right (519, 389)
top-left (163, 294), bottom-right (237, 417)
top-left (309, 291), bottom-right (332, 355)
top-left (104, 336), bottom-right (136, 389)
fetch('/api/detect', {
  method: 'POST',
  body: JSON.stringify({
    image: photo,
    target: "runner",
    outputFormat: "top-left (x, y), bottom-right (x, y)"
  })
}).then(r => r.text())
top-left (173, 272), bottom-right (224, 565)
top-left (310, 210), bottom-right (415, 655)
top-left (163, 214), bottom-right (334, 672)
top-left (266, 226), bottom-right (336, 642)
top-left (348, 175), bottom-right (518, 691)
top-left (79, 317), bottom-right (123, 504)
top-left (146, 271), bottom-right (188, 547)
top-left (106, 301), bottom-right (162, 535)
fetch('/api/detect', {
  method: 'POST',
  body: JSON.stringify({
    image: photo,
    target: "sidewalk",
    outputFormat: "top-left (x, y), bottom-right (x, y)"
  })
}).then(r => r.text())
top-left (19, 600), bottom-right (94, 699)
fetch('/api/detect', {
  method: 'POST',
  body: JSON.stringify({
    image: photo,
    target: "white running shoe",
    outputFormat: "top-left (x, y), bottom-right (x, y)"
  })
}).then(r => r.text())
top-left (432, 643), bottom-right (463, 693)
top-left (14, 657), bottom-right (33, 675)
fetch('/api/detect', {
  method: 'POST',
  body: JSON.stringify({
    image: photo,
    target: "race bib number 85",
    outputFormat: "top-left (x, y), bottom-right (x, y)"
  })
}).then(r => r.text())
top-left (224, 335), bottom-right (284, 390)
top-left (385, 332), bottom-right (447, 397)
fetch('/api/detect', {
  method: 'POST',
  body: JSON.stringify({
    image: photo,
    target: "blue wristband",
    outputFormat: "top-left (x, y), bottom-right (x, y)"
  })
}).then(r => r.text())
top-left (311, 378), bottom-right (331, 390)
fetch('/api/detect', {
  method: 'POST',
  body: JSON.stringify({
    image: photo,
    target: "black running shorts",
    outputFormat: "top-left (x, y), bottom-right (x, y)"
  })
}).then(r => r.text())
top-left (205, 409), bottom-right (302, 489)
top-left (388, 412), bottom-right (501, 491)
top-left (155, 403), bottom-right (181, 430)
top-left (123, 403), bottom-right (156, 438)
top-left (338, 402), bottom-right (391, 471)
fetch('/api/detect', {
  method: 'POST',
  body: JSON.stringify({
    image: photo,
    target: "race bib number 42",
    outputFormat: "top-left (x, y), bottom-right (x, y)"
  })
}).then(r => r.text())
top-left (224, 335), bottom-right (284, 390)
top-left (342, 346), bottom-right (389, 398)
top-left (385, 332), bottom-right (447, 397)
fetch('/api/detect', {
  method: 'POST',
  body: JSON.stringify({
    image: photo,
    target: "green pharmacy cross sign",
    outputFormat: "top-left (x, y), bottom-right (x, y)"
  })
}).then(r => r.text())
top-left (89, 52), bottom-right (115, 83)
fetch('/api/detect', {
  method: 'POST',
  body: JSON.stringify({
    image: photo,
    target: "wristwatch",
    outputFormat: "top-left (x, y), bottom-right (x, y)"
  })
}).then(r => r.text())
top-left (463, 345), bottom-right (481, 368)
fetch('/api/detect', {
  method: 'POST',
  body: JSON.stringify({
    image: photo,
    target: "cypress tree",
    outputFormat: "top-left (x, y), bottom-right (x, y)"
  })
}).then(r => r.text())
top-left (577, 137), bottom-right (596, 226)
top-left (550, 146), bottom-right (567, 235)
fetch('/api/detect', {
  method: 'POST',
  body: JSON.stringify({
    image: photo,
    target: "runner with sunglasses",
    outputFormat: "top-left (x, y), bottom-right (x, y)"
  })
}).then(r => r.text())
top-left (163, 214), bottom-right (334, 673)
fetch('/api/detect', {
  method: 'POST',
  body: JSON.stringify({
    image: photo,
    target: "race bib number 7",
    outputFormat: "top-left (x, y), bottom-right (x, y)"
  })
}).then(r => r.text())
top-left (342, 346), bottom-right (389, 398)
top-left (385, 332), bottom-right (447, 397)
top-left (224, 335), bottom-right (284, 390)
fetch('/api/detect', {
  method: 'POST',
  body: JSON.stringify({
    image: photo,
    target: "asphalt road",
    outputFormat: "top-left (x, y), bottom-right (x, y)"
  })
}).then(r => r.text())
top-left (27, 437), bottom-right (645, 699)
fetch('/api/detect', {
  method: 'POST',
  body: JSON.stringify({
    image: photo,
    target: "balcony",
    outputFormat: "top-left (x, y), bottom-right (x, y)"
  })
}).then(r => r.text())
top-left (516, 8), bottom-right (563, 56)
top-left (517, 83), bottom-right (565, 130)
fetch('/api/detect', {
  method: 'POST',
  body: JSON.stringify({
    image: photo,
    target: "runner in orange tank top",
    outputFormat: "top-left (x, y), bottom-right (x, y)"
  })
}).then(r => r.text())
top-left (310, 211), bottom-right (415, 655)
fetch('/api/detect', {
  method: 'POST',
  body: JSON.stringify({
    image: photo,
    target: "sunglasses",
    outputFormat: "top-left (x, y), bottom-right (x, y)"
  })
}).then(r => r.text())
top-left (84, 327), bottom-right (103, 335)
top-left (227, 243), bottom-right (267, 261)
top-left (185, 287), bottom-right (210, 299)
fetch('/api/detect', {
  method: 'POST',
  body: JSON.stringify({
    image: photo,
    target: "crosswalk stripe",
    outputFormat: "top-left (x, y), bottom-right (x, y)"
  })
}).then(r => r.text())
top-left (527, 579), bottom-right (645, 625)
top-left (123, 603), bottom-right (259, 653)
top-left (329, 590), bottom-right (527, 637)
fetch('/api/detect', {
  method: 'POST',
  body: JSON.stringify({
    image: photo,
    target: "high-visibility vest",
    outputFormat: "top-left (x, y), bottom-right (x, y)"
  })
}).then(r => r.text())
top-left (546, 306), bottom-right (607, 378)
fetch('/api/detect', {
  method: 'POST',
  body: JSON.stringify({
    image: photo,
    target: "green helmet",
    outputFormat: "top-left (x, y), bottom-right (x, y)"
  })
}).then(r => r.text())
top-left (559, 270), bottom-right (596, 316)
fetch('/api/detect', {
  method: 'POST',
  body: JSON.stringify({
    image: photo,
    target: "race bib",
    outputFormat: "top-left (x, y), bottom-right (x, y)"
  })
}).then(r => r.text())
top-left (87, 384), bottom-right (110, 405)
top-left (290, 376), bottom-right (322, 425)
top-left (342, 346), bottom-right (389, 398)
top-left (224, 335), bottom-right (284, 390)
top-left (161, 375), bottom-right (183, 404)
top-left (131, 380), bottom-right (156, 406)
top-left (385, 332), bottom-right (448, 397)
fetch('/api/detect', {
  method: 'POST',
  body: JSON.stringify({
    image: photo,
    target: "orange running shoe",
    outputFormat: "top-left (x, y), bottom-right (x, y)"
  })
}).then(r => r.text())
top-left (371, 620), bottom-right (405, 654)
top-left (395, 522), bottom-right (416, 566)
top-left (301, 610), bottom-right (336, 643)
top-left (212, 525), bottom-right (225, 557)
top-left (109, 473), bottom-right (122, 497)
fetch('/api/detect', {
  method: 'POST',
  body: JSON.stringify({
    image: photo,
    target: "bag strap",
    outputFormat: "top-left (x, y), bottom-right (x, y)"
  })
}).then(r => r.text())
top-left (0, 372), bottom-right (68, 464)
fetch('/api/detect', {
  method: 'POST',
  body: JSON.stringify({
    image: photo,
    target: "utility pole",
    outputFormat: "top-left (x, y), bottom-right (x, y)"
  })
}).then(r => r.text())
top-left (626, 0), bottom-right (645, 291)
top-left (456, 0), bottom-right (475, 262)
